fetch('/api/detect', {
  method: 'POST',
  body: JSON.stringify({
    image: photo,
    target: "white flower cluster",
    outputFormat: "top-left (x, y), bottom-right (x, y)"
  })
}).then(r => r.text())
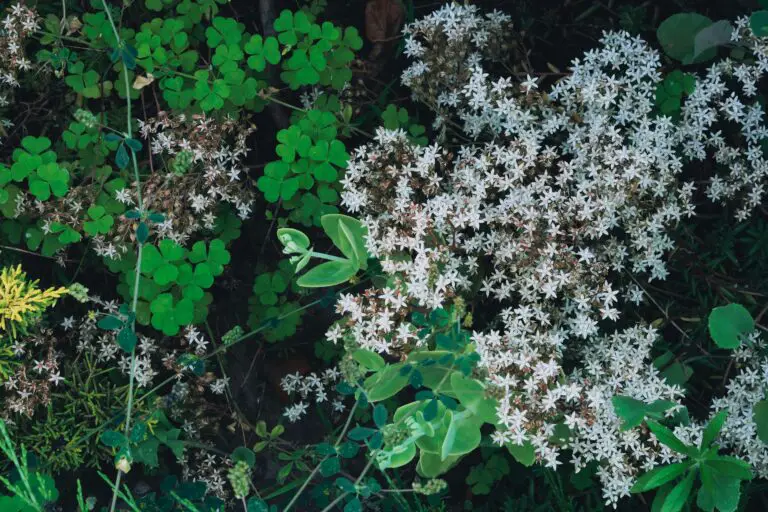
top-left (280, 367), bottom-right (345, 422)
top-left (137, 112), bottom-right (257, 245)
top-left (708, 338), bottom-right (768, 478)
top-left (325, 4), bottom-right (768, 506)
top-left (0, 3), bottom-right (38, 138)
top-left (72, 299), bottom-right (160, 388)
top-left (678, 17), bottom-right (768, 221)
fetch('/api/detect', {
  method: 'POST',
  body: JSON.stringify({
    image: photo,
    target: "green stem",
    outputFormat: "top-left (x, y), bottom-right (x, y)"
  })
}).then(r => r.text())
top-left (319, 491), bottom-right (350, 512)
top-left (100, 3), bottom-right (144, 512)
top-left (285, 400), bottom-right (360, 512)
top-left (309, 251), bottom-right (349, 262)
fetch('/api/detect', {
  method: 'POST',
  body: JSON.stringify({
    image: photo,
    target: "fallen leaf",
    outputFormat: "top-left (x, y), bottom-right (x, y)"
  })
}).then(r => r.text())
top-left (132, 73), bottom-right (155, 90)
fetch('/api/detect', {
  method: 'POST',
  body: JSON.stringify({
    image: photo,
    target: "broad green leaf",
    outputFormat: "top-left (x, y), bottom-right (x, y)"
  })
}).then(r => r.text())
top-left (364, 363), bottom-right (408, 401)
top-left (700, 464), bottom-right (742, 512)
top-left (657, 13), bottom-right (715, 64)
top-left (750, 10), bottom-right (768, 37)
top-left (708, 304), bottom-right (753, 349)
top-left (754, 399), bottom-right (768, 444)
top-left (320, 214), bottom-right (368, 269)
top-left (440, 411), bottom-right (482, 460)
top-left (297, 259), bottom-right (357, 287)
top-left (231, 446), bottom-right (256, 468)
top-left (352, 349), bottom-right (385, 371)
top-left (661, 470), bottom-right (695, 512)
top-left (416, 451), bottom-right (461, 478)
top-left (506, 440), bottom-right (536, 467)
top-left (450, 373), bottom-right (498, 424)
top-left (631, 462), bottom-right (692, 493)
top-left (647, 420), bottom-right (691, 455)
top-left (701, 409), bottom-right (728, 449)
top-left (706, 456), bottom-right (752, 480)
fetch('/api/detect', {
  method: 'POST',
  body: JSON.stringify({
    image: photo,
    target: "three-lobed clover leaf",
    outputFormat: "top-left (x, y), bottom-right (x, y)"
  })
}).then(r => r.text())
top-left (150, 293), bottom-right (195, 335)
top-left (244, 35), bottom-right (281, 71)
top-left (193, 70), bottom-right (230, 111)
top-left (188, 239), bottom-right (231, 275)
top-left (205, 16), bottom-right (243, 48)
top-left (11, 136), bottom-right (56, 180)
top-left (83, 205), bottom-right (115, 235)
top-left (28, 163), bottom-right (69, 201)
top-left (308, 139), bottom-right (348, 182)
top-left (258, 161), bottom-right (301, 202)
top-left (274, 10), bottom-right (312, 46)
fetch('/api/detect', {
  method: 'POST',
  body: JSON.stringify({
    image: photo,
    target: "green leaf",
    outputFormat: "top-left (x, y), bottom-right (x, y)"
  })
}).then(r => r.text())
top-left (506, 440), bottom-right (536, 467)
top-left (246, 498), bottom-right (269, 512)
top-left (647, 420), bottom-right (691, 455)
top-left (753, 399), bottom-right (768, 444)
top-left (100, 430), bottom-right (127, 448)
top-left (136, 222), bottom-right (150, 244)
top-left (661, 470), bottom-right (695, 512)
top-left (750, 10), bottom-right (768, 37)
top-left (231, 446), bottom-right (256, 468)
top-left (706, 456), bottom-right (752, 480)
top-left (277, 227), bottom-right (311, 252)
top-left (116, 143), bottom-right (130, 169)
top-left (700, 464), bottom-right (742, 512)
top-left (416, 451), bottom-right (461, 478)
top-left (352, 349), bottom-right (385, 371)
top-left (631, 462), bottom-right (692, 493)
top-left (612, 395), bottom-right (647, 430)
top-left (319, 456), bottom-right (340, 477)
top-left (450, 373), bottom-right (498, 424)
top-left (297, 259), bottom-right (357, 287)
top-left (657, 13), bottom-right (716, 64)
top-left (373, 404), bottom-right (387, 428)
top-left (344, 497), bottom-right (362, 512)
top-left (708, 304), bottom-right (754, 349)
top-left (440, 411), bottom-right (482, 460)
top-left (693, 20), bottom-right (733, 60)
top-left (363, 363), bottom-right (409, 401)
top-left (321, 214), bottom-right (368, 268)
top-left (98, 314), bottom-right (123, 330)
top-left (117, 328), bottom-right (137, 352)
top-left (701, 409), bottom-right (728, 449)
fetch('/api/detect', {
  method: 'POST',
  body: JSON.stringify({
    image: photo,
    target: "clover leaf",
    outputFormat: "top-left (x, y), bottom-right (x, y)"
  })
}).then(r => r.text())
top-left (205, 17), bottom-right (243, 47)
top-left (83, 205), bottom-right (115, 235)
top-left (245, 35), bottom-right (281, 71)
top-left (274, 10), bottom-right (312, 46)
top-left (258, 161), bottom-right (301, 202)
top-left (193, 71), bottom-right (230, 111)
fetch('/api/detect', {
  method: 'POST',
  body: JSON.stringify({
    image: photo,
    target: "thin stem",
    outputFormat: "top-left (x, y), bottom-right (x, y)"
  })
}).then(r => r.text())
top-left (101, 2), bottom-right (145, 512)
top-left (309, 251), bottom-right (349, 262)
top-left (285, 400), bottom-right (360, 512)
top-left (319, 492), bottom-right (350, 512)
top-left (282, 456), bottom-right (330, 512)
